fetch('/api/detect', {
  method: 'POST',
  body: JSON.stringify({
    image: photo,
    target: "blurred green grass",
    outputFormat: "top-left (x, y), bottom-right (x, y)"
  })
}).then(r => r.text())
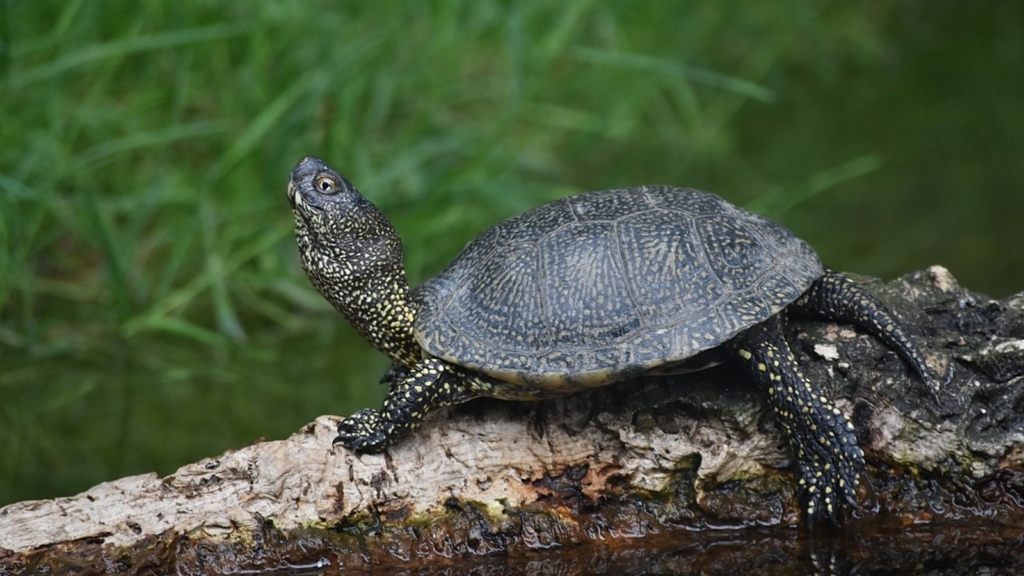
top-left (1, 1), bottom-right (1021, 506)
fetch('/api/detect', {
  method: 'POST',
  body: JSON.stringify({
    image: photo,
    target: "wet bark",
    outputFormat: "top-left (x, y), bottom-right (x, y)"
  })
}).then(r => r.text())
top-left (2, 266), bottom-right (1023, 574)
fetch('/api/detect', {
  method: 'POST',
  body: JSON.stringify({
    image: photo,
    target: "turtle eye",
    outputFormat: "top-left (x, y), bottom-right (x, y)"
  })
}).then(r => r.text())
top-left (314, 175), bottom-right (338, 193)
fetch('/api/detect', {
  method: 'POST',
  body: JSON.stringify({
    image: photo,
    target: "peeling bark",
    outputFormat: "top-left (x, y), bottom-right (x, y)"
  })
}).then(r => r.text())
top-left (2, 266), bottom-right (1023, 574)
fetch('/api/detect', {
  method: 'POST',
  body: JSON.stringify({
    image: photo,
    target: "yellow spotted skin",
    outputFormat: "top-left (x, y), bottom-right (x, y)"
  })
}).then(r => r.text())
top-left (336, 358), bottom-right (475, 449)
top-left (288, 156), bottom-right (936, 527)
top-left (288, 157), bottom-right (520, 449)
top-left (734, 317), bottom-right (864, 526)
top-left (289, 165), bottom-right (420, 370)
top-left (792, 269), bottom-right (938, 394)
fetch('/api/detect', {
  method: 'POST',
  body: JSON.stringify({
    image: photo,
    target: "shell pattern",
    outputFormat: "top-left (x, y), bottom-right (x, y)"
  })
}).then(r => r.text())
top-left (415, 186), bottom-right (824, 387)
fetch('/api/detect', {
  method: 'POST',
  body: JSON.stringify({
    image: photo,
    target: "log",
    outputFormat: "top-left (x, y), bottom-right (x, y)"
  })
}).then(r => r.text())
top-left (2, 266), bottom-right (1023, 574)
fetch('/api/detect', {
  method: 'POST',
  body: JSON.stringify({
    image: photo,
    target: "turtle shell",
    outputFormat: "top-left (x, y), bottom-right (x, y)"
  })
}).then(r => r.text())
top-left (414, 186), bottom-right (823, 388)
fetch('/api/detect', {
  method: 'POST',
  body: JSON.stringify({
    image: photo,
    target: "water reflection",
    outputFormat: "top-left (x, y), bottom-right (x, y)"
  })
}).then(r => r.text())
top-left (217, 520), bottom-right (1023, 576)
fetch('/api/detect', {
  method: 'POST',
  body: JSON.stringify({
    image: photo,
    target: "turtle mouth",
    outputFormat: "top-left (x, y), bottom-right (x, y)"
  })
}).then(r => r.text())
top-left (286, 181), bottom-right (301, 209)
top-left (287, 181), bottom-right (322, 214)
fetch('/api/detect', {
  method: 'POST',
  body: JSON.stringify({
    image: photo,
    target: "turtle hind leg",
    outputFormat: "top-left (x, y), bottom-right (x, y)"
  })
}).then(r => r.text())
top-left (792, 269), bottom-right (937, 394)
top-left (734, 316), bottom-right (865, 526)
top-left (335, 358), bottom-right (474, 452)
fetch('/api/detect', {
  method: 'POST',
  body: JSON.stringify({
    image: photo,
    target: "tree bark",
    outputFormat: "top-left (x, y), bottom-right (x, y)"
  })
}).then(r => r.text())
top-left (2, 266), bottom-right (1023, 574)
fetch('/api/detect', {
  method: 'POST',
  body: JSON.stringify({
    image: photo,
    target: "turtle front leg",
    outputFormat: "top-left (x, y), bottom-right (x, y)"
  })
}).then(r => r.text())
top-left (734, 316), bottom-right (865, 526)
top-left (335, 358), bottom-right (474, 452)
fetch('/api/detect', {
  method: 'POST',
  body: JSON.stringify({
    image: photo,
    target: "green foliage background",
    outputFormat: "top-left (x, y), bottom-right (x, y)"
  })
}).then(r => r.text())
top-left (1, 1), bottom-right (1021, 506)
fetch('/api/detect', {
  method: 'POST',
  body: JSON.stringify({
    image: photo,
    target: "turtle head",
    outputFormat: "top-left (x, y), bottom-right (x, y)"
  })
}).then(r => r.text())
top-left (288, 156), bottom-right (388, 250)
top-left (288, 155), bottom-right (405, 275)
top-left (288, 156), bottom-right (421, 367)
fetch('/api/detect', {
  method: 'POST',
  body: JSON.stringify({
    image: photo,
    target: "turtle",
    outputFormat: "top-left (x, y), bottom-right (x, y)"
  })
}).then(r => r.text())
top-left (287, 155), bottom-right (937, 526)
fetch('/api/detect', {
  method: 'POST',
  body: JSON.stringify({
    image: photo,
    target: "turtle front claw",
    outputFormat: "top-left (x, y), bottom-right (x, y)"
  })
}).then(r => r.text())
top-left (334, 409), bottom-right (395, 452)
